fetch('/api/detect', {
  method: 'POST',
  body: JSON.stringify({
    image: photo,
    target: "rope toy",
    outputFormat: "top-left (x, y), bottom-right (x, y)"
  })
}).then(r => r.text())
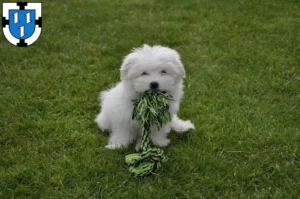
top-left (125, 90), bottom-right (172, 177)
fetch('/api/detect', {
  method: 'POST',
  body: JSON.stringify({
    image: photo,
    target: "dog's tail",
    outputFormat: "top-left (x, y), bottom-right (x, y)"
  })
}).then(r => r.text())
top-left (171, 115), bottom-right (195, 133)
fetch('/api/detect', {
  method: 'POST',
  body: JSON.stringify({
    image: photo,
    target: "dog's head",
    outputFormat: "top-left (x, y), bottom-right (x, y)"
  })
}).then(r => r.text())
top-left (120, 44), bottom-right (186, 93)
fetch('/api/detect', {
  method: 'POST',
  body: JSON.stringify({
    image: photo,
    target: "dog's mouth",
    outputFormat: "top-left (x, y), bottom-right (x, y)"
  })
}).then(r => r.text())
top-left (142, 89), bottom-right (173, 100)
top-left (149, 89), bottom-right (166, 94)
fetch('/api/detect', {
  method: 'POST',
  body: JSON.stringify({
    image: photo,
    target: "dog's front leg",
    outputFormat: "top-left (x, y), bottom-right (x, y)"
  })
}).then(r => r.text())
top-left (105, 127), bottom-right (135, 149)
top-left (150, 124), bottom-right (171, 147)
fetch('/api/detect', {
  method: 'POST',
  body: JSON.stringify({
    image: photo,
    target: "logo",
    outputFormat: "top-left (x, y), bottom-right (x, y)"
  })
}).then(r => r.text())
top-left (2, 2), bottom-right (42, 47)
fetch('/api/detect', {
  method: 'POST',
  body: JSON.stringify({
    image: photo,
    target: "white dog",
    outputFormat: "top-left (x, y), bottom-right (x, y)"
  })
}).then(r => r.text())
top-left (95, 44), bottom-right (194, 150)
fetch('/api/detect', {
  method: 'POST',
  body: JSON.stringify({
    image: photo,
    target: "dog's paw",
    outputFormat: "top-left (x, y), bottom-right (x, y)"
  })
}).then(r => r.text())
top-left (135, 143), bottom-right (141, 152)
top-left (152, 138), bottom-right (170, 147)
top-left (172, 119), bottom-right (195, 133)
top-left (105, 143), bottom-right (121, 149)
top-left (184, 120), bottom-right (195, 131)
top-left (135, 139), bottom-right (142, 152)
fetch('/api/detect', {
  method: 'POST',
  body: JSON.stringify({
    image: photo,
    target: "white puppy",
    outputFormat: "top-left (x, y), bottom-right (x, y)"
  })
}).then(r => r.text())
top-left (95, 44), bottom-right (194, 150)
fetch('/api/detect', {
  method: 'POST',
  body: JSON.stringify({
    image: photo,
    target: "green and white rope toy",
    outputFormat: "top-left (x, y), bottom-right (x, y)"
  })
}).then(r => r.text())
top-left (125, 90), bottom-right (172, 177)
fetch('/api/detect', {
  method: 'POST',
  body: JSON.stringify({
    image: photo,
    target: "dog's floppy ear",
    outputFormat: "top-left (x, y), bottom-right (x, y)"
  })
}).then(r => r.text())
top-left (171, 50), bottom-right (186, 79)
top-left (120, 53), bottom-right (136, 80)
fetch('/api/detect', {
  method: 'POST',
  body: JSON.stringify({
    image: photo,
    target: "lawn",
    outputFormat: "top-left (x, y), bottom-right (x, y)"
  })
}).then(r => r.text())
top-left (1, 0), bottom-right (300, 198)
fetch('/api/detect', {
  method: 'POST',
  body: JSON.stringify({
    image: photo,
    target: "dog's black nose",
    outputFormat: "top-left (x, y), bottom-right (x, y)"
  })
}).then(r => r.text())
top-left (150, 81), bottom-right (159, 89)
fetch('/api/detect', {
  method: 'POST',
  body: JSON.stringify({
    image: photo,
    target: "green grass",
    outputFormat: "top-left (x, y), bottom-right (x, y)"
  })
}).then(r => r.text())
top-left (1, 0), bottom-right (300, 198)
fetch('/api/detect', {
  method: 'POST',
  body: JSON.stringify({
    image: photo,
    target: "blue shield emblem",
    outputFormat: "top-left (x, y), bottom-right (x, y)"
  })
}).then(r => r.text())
top-left (9, 10), bottom-right (36, 39)
top-left (2, 2), bottom-right (42, 47)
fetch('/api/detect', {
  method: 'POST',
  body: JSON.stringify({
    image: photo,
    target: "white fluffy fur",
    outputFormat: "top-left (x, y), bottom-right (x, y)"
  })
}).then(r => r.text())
top-left (95, 44), bottom-right (195, 150)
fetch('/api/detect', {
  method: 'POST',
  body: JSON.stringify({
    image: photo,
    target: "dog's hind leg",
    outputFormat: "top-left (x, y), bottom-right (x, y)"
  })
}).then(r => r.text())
top-left (95, 112), bottom-right (111, 131)
top-left (171, 115), bottom-right (195, 133)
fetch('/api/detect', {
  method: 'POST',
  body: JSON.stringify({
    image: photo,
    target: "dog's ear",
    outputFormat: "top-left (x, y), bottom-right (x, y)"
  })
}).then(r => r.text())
top-left (120, 53), bottom-right (135, 80)
top-left (171, 50), bottom-right (186, 79)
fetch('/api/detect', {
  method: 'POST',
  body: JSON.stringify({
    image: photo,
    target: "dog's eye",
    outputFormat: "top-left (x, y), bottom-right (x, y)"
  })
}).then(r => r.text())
top-left (141, 72), bottom-right (148, 76)
top-left (161, 70), bottom-right (167, 74)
